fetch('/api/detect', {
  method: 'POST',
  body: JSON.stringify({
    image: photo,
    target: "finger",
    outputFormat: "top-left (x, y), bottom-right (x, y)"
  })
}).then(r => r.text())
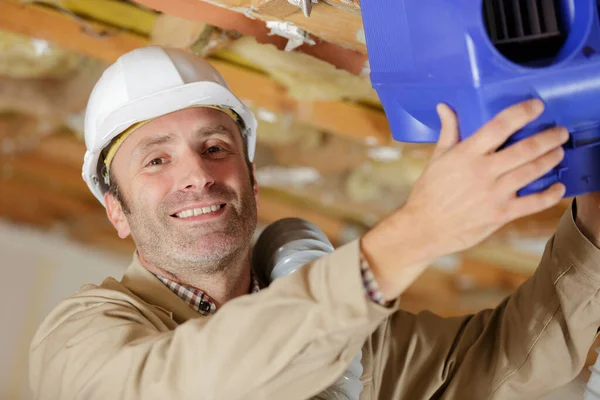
top-left (497, 146), bottom-right (565, 194)
top-left (490, 126), bottom-right (569, 176)
top-left (465, 99), bottom-right (545, 154)
top-left (505, 183), bottom-right (566, 221)
top-left (432, 103), bottom-right (460, 159)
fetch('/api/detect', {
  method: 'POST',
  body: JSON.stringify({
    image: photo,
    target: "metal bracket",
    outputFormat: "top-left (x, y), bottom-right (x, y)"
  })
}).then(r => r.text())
top-left (287, 0), bottom-right (318, 17)
top-left (266, 21), bottom-right (316, 51)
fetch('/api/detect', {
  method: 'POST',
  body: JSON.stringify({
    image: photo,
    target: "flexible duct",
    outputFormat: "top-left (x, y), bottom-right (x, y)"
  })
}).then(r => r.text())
top-left (253, 217), bottom-right (363, 400)
top-left (585, 348), bottom-right (600, 399)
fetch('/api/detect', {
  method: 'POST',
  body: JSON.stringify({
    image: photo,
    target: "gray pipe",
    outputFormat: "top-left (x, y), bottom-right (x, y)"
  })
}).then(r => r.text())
top-left (253, 218), bottom-right (364, 400)
top-left (585, 348), bottom-right (600, 399)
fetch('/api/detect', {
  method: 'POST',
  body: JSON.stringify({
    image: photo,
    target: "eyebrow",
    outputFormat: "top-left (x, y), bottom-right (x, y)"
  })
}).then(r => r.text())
top-left (132, 124), bottom-right (239, 159)
top-left (133, 134), bottom-right (175, 159)
top-left (195, 124), bottom-right (238, 140)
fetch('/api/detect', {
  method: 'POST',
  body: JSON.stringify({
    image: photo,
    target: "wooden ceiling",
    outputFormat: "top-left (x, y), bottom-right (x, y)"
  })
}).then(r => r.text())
top-left (0, 0), bottom-right (576, 320)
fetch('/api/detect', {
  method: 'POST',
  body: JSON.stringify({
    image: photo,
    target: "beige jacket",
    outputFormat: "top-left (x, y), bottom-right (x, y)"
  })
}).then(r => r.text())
top-left (29, 206), bottom-right (600, 400)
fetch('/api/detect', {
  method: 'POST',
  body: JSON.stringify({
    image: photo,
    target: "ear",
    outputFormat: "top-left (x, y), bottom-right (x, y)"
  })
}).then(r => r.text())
top-left (252, 163), bottom-right (259, 210)
top-left (104, 192), bottom-right (131, 239)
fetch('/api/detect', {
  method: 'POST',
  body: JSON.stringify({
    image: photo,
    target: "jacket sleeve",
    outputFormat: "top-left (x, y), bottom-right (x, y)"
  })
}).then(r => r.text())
top-left (369, 202), bottom-right (600, 400)
top-left (28, 241), bottom-right (397, 400)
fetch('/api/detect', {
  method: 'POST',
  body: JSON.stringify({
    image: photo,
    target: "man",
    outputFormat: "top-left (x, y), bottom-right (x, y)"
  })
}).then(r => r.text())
top-left (29, 46), bottom-right (600, 400)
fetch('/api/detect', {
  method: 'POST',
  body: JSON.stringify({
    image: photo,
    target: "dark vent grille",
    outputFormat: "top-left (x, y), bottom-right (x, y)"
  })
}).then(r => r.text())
top-left (483, 0), bottom-right (566, 66)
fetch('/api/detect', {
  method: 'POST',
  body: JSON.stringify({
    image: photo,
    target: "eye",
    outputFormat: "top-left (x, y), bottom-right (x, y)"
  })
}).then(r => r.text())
top-left (147, 157), bottom-right (167, 166)
top-left (203, 145), bottom-right (229, 159)
top-left (205, 146), bottom-right (222, 154)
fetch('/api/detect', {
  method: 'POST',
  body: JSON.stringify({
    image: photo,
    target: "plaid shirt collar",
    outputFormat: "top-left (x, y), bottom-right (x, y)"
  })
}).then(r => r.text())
top-left (155, 272), bottom-right (260, 316)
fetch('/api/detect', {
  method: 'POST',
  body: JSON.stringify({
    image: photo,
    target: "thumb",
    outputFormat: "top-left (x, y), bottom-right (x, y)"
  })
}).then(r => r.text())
top-left (432, 103), bottom-right (460, 159)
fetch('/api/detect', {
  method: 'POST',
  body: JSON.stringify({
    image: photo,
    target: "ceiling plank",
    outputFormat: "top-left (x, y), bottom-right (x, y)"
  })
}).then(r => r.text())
top-left (327, 0), bottom-right (361, 11)
top-left (134, 0), bottom-right (366, 53)
top-left (0, 176), bottom-right (96, 218)
top-left (212, 60), bottom-right (391, 143)
top-left (257, 189), bottom-right (349, 244)
top-left (246, 0), bottom-right (365, 52)
top-left (0, 0), bottom-right (146, 63)
top-left (457, 257), bottom-right (529, 292)
top-left (260, 1), bottom-right (365, 51)
top-left (133, 0), bottom-right (368, 74)
top-left (50, 0), bottom-right (158, 36)
top-left (28, 132), bottom-right (89, 169)
top-left (0, 190), bottom-right (58, 228)
top-left (6, 154), bottom-right (92, 199)
top-left (251, 0), bottom-right (299, 17)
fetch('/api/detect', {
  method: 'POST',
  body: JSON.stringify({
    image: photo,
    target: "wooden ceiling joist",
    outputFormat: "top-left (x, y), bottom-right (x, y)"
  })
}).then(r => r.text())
top-left (134, 0), bottom-right (367, 55)
top-left (0, 0), bottom-right (145, 63)
top-left (135, 0), bottom-right (369, 74)
top-left (212, 60), bottom-right (390, 143)
top-left (0, 0), bottom-right (391, 145)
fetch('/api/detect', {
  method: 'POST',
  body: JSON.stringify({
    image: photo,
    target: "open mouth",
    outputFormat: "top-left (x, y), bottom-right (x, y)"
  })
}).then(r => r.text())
top-left (171, 204), bottom-right (226, 219)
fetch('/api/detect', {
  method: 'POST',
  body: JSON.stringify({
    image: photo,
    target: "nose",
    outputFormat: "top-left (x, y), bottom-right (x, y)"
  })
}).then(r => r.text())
top-left (178, 151), bottom-right (215, 191)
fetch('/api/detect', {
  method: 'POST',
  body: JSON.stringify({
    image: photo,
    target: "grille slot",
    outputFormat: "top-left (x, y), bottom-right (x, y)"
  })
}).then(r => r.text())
top-left (483, 0), bottom-right (566, 65)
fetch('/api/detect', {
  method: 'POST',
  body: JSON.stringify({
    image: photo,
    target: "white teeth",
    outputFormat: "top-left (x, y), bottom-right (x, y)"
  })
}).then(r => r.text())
top-left (175, 205), bottom-right (223, 219)
top-left (180, 210), bottom-right (194, 218)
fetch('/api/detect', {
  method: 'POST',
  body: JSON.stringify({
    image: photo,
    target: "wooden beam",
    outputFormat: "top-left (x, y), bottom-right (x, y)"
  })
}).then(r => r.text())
top-left (0, 186), bottom-right (59, 228)
top-left (244, 0), bottom-right (365, 52)
top-left (6, 154), bottom-right (93, 200)
top-left (0, 114), bottom-right (38, 141)
top-left (256, 0), bottom-right (365, 52)
top-left (251, 0), bottom-right (299, 18)
top-left (0, 0), bottom-right (146, 64)
top-left (0, 173), bottom-right (134, 253)
top-left (0, 0), bottom-right (390, 145)
top-left (212, 60), bottom-right (391, 144)
top-left (496, 200), bottom-right (570, 238)
top-left (133, 0), bottom-right (368, 74)
top-left (28, 132), bottom-right (89, 169)
top-left (463, 244), bottom-right (545, 275)
top-left (0, 176), bottom-right (96, 218)
top-left (328, 0), bottom-right (361, 11)
top-left (257, 188), bottom-right (357, 244)
top-left (134, 0), bottom-right (367, 55)
top-left (36, 0), bottom-right (158, 36)
top-left (457, 257), bottom-right (529, 291)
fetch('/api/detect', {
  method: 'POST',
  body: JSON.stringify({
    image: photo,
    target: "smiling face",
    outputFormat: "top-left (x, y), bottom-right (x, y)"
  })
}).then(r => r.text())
top-left (104, 107), bottom-right (258, 277)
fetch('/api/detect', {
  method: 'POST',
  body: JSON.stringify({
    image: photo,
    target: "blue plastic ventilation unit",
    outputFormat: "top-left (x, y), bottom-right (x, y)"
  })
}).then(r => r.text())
top-left (361, 0), bottom-right (600, 197)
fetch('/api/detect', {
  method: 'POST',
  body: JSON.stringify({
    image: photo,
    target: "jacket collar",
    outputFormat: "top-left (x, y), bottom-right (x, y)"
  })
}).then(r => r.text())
top-left (119, 252), bottom-right (200, 324)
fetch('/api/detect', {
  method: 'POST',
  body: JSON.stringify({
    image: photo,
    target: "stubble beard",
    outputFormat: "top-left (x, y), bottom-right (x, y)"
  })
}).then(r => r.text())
top-left (127, 183), bottom-right (257, 279)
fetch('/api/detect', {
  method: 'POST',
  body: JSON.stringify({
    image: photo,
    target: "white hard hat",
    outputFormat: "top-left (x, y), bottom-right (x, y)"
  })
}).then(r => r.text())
top-left (82, 46), bottom-right (257, 207)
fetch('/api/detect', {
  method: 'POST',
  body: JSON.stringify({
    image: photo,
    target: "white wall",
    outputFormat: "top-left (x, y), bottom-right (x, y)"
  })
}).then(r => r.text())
top-left (0, 219), bottom-right (129, 400)
top-left (0, 219), bottom-right (589, 400)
